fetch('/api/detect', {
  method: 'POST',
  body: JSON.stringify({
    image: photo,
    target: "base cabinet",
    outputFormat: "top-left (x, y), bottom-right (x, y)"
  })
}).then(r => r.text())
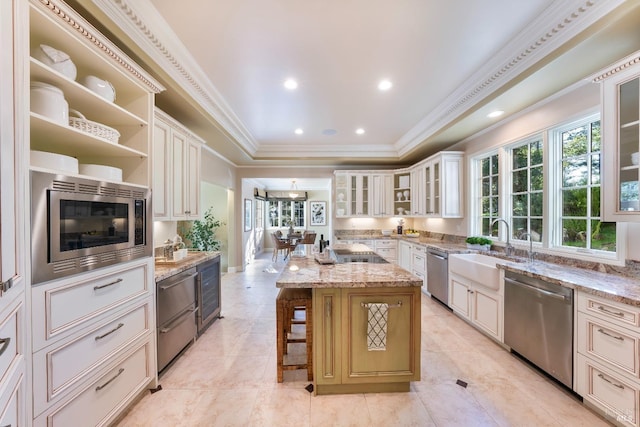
top-left (313, 287), bottom-right (421, 394)
top-left (576, 291), bottom-right (640, 426)
top-left (449, 274), bottom-right (503, 342)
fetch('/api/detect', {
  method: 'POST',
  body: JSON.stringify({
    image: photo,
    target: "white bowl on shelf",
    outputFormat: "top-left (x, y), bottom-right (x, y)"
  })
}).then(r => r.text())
top-left (30, 150), bottom-right (78, 174)
top-left (30, 81), bottom-right (68, 125)
top-left (79, 164), bottom-right (123, 182)
top-left (31, 44), bottom-right (77, 80)
top-left (632, 152), bottom-right (639, 165)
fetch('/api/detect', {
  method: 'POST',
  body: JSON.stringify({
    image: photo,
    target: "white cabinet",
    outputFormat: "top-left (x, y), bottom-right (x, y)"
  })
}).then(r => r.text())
top-left (411, 244), bottom-right (427, 291)
top-left (334, 171), bottom-right (348, 217)
top-left (575, 291), bottom-right (640, 425)
top-left (28, 1), bottom-right (161, 187)
top-left (398, 240), bottom-right (413, 271)
top-left (598, 50), bottom-right (640, 221)
top-left (423, 152), bottom-right (464, 218)
top-left (410, 166), bottom-right (425, 216)
top-left (449, 274), bottom-right (503, 342)
top-left (371, 173), bottom-right (393, 216)
top-left (374, 239), bottom-right (397, 262)
top-left (349, 173), bottom-right (371, 216)
top-left (393, 170), bottom-right (411, 217)
top-left (154, 109), bottom-right (203, 220)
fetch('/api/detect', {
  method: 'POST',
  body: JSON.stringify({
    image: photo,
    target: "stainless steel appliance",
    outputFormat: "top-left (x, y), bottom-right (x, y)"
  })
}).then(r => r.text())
top-left (156, 267), bottom-right (198, 372)
top-left (426, 248), bottom-right (448, 305)
top-left (504, 270), bottom-right (573, 388)
top-left (330, 249), bottom-right (389, 264)
top-left (31, 170), bottom-right (151, 284)
top-left (196, 256), bottom-right (221, 335)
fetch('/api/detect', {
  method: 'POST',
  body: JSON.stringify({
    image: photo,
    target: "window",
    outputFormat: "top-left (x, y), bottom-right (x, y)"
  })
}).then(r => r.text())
top-left (255, 199), bottom-right (264, 229)
top-left (268, 200), bottom-right (306, 228)
top-left (476, 153), bottom-right (500, 237)
top-left (510, 138), bottom-right (544, 242)
top-left (556, 118), bottom-right (616, 252)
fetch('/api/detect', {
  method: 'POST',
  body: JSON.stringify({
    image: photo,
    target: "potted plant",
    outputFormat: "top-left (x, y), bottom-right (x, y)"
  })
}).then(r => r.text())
top-left (184, 207), bottom-right (224, 251)
top-left (465, 236), bottom-right (492, 251)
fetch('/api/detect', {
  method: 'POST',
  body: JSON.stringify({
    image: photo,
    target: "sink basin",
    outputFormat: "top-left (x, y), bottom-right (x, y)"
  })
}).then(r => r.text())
top-left (449, 253), bottom-right (501, 290)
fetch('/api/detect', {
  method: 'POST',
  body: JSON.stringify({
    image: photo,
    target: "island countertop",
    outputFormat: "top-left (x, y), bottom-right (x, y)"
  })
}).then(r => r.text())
top-left (276, 244), bottom-right (422, 289)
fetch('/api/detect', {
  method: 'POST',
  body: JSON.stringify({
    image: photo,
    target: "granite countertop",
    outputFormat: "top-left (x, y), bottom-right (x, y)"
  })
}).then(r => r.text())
top-left (495, 259), bottom-right (640, 307)
top-left (154, 251), bottom-right (220, 282)
top-left (335, 234), bottom-right (471, 254)
top-left (276, 244), bottom-right (422, 289)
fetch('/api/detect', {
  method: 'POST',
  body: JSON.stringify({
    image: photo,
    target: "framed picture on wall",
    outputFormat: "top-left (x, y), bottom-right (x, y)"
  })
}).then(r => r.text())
top-left (244, 199), bottom-right (252, 231)
top-left (310, 201), bottom-right (326, 226)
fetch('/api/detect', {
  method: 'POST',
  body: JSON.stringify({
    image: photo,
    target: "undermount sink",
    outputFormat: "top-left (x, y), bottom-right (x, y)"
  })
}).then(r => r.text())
top-left (448, 253), bottom-right (501, 290)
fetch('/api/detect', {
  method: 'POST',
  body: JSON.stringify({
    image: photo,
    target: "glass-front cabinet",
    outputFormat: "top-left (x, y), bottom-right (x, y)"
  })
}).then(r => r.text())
top-left (350, 173), bottom-right (370, 216)
top-left (335, 171), bottom-right (348, 217)
top-left (393, 170), bottom-right (411, 217)
top-left (598, 51), bottom-right (640, 221)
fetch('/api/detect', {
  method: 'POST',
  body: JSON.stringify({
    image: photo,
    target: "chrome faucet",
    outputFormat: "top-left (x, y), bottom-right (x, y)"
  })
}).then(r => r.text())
top-left (491, 218), bottom-right (514, 256)
top-left (518, 232), bottom-right (535, 263)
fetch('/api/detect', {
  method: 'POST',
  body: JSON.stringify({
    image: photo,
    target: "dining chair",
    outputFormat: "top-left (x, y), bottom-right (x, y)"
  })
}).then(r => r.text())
top-left (272, 232), bottom-right (290, 261)
top-left (300, 231), bottom-right (316, 244)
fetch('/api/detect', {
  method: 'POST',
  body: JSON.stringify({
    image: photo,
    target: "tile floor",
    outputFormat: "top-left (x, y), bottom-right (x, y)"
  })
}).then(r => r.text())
top-left (116, 253), bottom-right (612, 426)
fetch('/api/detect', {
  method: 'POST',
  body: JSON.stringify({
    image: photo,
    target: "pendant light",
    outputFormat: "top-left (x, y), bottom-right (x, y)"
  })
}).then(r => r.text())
top-left (289, 180), bottom-right (299, 199)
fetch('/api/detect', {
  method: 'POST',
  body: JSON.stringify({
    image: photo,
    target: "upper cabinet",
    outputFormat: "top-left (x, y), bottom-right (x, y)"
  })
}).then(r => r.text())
top-left (371, 173), bottom-right (393, 217)
top-left (598, 50), bottom-right (640, 222)
top-left (28, 0), bottom-right (163, 187)
top-left (424, 152), bottom-right (464, 218)
top-left (153, 109), bottom-right (203, 221)
top-left (334, 152), bottom-right (463, 218)
top-left (393, 170), bottom-right (411, 216)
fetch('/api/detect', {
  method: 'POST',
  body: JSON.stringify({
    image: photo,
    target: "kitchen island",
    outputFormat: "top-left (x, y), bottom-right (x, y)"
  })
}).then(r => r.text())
top-left (276, 244), bottom-right (422, 395)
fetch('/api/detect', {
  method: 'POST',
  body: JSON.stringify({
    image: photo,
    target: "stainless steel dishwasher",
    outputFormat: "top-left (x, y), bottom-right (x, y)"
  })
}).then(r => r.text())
top-left (426, 248), bottom-right (448, 305)
top-left (504, 270), bottom-right (573, 388)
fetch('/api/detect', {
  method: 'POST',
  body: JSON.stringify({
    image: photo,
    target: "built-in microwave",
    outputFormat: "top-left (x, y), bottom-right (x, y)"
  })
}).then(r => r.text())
top-left (31, 170), bottom-right (152, 284)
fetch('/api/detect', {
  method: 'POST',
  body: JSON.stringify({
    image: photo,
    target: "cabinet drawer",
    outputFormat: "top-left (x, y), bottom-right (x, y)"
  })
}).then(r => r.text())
top-left (578, 292), bottom-right (640, 330)
top-left (0, 302), bottom-right (21, 387)
top-left (0, 370), bottom-right (22, 427)
top-left (577, 354), bottom-right (638, 426)
top-left (375, 240), bottom-right (397, 249)
top-left (33, 302), bottom-right (151, 416)
top-left (35, 263), bottom-right (149, 346)
top-left (377, 248), bottom-right (397, 259)
top-left (412, 245), bottom-right (427, 254)
top-left (412, 254), bottom-right (426, 272)
top-left (578, 312), bottom-right (639, 377)
top-left (35, 341), bottom-right (152, 427)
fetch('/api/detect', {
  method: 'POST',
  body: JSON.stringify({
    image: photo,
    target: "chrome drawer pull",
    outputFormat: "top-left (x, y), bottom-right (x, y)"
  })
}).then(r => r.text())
top-left (597, 328), bottom-right (624, 341)
top-left (94, 278), bottom-right (123, 291)
top-left (598, 373), bottom-right (625, 389)
top-left (95, 323), bottom-right (124, 341)
top-left (159, 307), bottom-right (198, 333)
top-left (597, 305), bottom-right (624, 317)
top-left (159, 272), bottom-right (198, 291)
top-left (95, 368), bottom-right (124, 391)
top-left (0, 337), bottom-right (10, 357)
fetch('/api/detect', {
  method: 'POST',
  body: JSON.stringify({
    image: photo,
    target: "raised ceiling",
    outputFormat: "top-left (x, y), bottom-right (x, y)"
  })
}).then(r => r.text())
top-left (75, 0), bottom-right (640, 166)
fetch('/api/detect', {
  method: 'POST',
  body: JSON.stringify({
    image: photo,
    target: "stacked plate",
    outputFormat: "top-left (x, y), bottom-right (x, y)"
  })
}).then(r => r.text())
top-left (632, 152), bottom-right (639, 166)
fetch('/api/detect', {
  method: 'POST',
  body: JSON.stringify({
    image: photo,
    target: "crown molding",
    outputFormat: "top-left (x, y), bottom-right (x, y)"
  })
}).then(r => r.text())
top-left (591, 49), bottom-right (640, 82)
top-left (89, 0), bottom-right (259, 155)
top-left (33, 0), bottom-right (164, 93)
top-left (253, 143), bottom-right (400, 160)
top-left (395, 0), bottom-right (626, 157)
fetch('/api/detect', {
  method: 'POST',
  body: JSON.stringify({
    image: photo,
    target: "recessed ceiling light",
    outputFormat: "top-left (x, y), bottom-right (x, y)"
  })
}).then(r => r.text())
top-left (488, 110), bottom-right (504, 118)
top-left (294, 128), bottom-right (303, 135)
top-left (378, 79), bottom-right (392, 91)
top-left (355, 128), bottom-right (365, 135)
top-left (284, 78), bottom-right (298, 90)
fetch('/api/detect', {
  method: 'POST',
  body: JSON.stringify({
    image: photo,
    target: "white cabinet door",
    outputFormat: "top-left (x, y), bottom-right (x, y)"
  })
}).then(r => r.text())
top-left (371, 174), bottom-right (393, 216)
top-left (152, 118), bottom-right (171, 220)
top-left (410, 166), bottom-right (424, 216)
top-left (472, 286), bottom-right (501, 339)
top-left (440, 153), bottom-right (463, 218)
top-left (398, 241), bottom-right (412, 270)
top-left (334, 172), bottom-right (349, 217)
top-left (171, 130), bottom-right (187, 219)
top-left (450, 277), bottom-right (471, 318)
top-left (349, 174), bottom-right (371, 216)
top-left (185, 139), bottom-right (201, 218)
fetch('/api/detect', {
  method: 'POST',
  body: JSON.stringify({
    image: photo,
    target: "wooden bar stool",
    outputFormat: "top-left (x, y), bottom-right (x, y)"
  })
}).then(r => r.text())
top-left (276, 287), bottom-right (313, 382)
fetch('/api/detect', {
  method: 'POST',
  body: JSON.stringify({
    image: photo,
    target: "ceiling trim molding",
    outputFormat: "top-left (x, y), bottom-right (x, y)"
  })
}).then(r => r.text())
top-left (34, 0), bottom-right (164, 93)
top-left (89, 0), bottom-right (259, 154)
top-left (591, 50), bottom-right (640, 82)
top-left (253, 144), bottom-right (400, 159)
top-left (395, 0), bottom-right (626, 158)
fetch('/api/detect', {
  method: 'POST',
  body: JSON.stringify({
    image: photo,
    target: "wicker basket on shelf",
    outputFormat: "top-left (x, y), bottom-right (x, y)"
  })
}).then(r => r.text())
top-left (69, 109), bottom-right (120, 143)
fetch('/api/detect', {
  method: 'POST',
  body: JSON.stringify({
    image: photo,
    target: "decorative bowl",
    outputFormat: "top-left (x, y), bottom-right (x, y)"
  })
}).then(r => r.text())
top-left (30, 81), bottom-right (68, 125)
top-left (79, 75), bottom-right (116, 102)
top-left (381, 230), bottom-right (393, 236)
top-left (404, 232), bottom-right (420, 238)
top-left (32, 44), bottom-right (77, 80)
top-left (31, 150), bottom-right (78, 174)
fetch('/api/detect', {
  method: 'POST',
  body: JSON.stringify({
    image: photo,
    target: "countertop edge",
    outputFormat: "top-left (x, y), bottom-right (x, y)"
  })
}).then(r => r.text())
top-left (154, 251), bottom-right (220, 282)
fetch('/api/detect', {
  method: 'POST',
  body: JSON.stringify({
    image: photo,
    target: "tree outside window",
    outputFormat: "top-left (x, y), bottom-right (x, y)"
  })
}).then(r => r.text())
top-left (558, 120), bottom-right (616, 252)
top-left (510, 139), bottom-right (543, 242)
top-left (267, 200), bottom-right (306, 228)
top-left (478, 153), bottom-right (499, 237)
